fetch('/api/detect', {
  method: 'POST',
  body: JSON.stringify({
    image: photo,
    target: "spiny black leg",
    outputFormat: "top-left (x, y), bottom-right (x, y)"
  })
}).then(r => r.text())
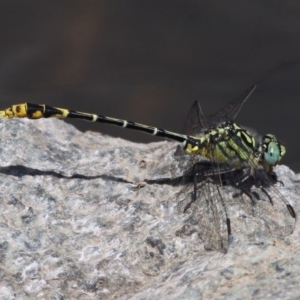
top-left (226, 218), bottom-right (231, 235)
top-left (287, 205), bottom-right (296, 219)
top-left (260, 186), bottom-right (274, 205)
top-left (184, 175), bottom-right (198, 213)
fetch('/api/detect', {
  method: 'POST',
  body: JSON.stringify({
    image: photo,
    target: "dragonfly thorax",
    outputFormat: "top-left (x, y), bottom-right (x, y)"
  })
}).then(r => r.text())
top-left (184, 121), bottom-right (259, 168)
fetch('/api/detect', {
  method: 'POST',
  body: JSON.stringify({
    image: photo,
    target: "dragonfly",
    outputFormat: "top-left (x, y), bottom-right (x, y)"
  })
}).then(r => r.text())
top-left (174, 86), bottom-right (295, 252)
top-left (0, 85), bottom-right (295, 252)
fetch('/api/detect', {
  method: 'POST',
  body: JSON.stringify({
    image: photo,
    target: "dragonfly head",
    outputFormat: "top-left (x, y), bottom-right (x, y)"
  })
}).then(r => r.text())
top-left (262, 134), bottom-right (286, 171)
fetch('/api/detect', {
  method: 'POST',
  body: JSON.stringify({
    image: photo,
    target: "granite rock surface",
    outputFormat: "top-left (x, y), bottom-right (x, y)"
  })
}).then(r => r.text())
top-left (0, 118), bottom-right (299, 299)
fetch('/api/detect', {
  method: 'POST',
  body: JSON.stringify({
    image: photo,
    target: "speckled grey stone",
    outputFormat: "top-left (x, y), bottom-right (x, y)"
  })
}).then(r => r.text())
top-left (0, 118), bottom-right (299, 299)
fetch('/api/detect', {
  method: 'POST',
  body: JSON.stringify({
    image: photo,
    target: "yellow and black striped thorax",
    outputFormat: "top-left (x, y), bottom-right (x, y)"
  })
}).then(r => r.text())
top-left (184, 122), bottom-right (260, 167)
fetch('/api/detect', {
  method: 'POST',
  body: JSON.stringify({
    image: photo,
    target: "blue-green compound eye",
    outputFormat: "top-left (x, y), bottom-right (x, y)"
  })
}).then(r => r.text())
top-left (263, 134), bottom-right (285, 166)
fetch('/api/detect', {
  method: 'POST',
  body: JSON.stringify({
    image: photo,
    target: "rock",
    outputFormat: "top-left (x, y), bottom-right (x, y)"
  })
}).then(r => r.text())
top-left (0, 117), bottom-right (299, 299)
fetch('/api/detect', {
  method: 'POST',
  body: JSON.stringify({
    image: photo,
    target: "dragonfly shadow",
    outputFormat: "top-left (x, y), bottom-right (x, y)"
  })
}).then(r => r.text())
top-left (0, 165), bottom-right (132, 184)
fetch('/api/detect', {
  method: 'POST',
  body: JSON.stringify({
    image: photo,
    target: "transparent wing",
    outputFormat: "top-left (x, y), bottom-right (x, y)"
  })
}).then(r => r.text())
top-left (196, 178), bottom-right (230, 252)
top-left (182, 84), bottom-right (257, 136)
top-left (208, 84), bottom-right (257, 127)
top-left (182, 101), bottom-right (207, 136)
top-left (176, 144), bottom-right (233, 253)
top-left (177, 169), bottom-right (230, 253)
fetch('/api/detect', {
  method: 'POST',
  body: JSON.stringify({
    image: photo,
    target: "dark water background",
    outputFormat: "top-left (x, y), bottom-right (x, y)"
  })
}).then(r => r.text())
top-left (1, 1), bottom-right (300, 171)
